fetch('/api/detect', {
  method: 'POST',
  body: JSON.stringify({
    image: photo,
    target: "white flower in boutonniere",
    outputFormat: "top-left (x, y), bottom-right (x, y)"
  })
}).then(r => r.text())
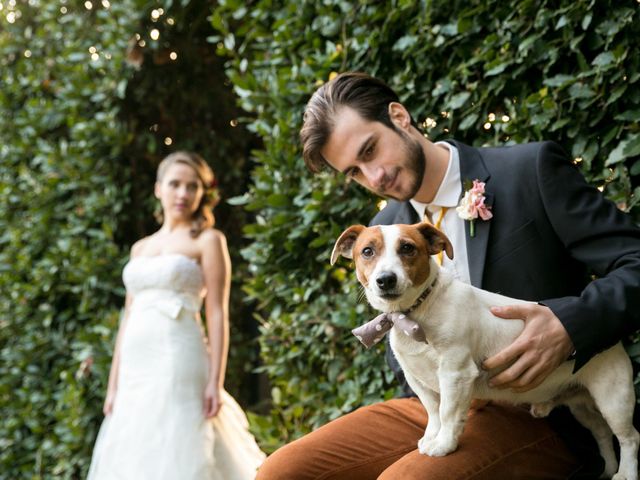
top-left (456, 179), bottom-right (493, 237)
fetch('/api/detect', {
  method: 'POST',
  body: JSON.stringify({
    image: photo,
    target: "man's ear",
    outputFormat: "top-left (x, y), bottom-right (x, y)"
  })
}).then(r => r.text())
top-left (154, 182), bottom-right (161, 199)
top-left (331, 225), bottom-right (365, 265)
top-left (417, 222), bottom-right (454, 260)
top-left (388, 102), bottom-right (412, 130)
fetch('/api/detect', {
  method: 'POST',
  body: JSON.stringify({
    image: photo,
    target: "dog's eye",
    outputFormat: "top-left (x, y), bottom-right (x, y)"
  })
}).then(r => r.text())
top-left (399, 243), bottom-right (416, 255)
top-left (361, 247), bottom-right (374, 258)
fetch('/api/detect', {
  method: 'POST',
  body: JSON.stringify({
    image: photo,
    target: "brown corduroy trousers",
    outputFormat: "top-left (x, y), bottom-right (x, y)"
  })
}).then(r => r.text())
top-left (256, 398), bottom-right (580, 480)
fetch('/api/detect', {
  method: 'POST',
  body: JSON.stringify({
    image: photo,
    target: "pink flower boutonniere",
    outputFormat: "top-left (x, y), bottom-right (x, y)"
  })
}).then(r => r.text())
top-left (456, 179), bottom-right (492, 237)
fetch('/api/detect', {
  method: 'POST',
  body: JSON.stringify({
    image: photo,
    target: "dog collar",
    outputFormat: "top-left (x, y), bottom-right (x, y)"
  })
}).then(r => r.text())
top-left (351, 277), bottom-right (437, 349)
top-left (404, 276), bottom-right (438, 315)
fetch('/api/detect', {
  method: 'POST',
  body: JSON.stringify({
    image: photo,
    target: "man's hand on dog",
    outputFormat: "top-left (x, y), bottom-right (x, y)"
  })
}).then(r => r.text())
top-left (483, 304), bottom-right (575, 392)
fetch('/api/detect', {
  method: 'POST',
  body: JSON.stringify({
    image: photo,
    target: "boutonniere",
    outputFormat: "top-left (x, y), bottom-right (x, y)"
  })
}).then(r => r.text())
top-left (456, 179), bottom-right (493, 237)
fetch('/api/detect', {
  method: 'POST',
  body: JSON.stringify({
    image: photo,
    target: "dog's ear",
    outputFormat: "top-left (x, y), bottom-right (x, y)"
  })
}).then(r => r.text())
top-left (417, 222), bottom-right (454, 260)
top-left (331, 225), bottom-right (365, 265)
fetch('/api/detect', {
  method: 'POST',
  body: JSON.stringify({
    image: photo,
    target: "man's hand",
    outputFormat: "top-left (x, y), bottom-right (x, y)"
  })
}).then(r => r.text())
top-left (482, 304), bottom-right (574, 392)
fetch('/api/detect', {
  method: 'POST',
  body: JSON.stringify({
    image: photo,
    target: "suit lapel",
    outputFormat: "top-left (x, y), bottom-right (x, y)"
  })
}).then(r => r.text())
top-left (389, 201), bottom-right (420, 224)
top-left (448, 141), bottom-right (493, 288)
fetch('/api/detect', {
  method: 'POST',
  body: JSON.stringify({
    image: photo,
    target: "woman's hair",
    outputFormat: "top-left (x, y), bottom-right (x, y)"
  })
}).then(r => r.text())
top-left (300, 72), bottom-right (417, 173)
top-left (155, 151), bottom-right (220, 237)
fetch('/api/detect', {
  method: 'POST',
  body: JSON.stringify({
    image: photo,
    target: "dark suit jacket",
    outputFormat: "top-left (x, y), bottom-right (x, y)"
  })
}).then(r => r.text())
top-left (370, 140), bottom-right (640, 476)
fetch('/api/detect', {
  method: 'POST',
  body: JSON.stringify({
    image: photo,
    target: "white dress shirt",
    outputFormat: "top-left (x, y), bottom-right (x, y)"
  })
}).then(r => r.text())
top-left (409, 142), bottom-right (471, 284)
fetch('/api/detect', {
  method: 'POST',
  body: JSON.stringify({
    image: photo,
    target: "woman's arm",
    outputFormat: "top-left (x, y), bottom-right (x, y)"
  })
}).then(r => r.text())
top-left (200, 229), bottom-right (231, 418)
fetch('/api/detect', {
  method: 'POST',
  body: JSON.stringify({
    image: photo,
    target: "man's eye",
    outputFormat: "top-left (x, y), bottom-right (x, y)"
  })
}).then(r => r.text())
top-left (347, 167), bottom-right (360, 178)
top-left (364, 144), bottom-right (375, 158)
top-left (361, 247), bottom-right (374, 258)
top-left (399, 243), bottom-right (416, 255)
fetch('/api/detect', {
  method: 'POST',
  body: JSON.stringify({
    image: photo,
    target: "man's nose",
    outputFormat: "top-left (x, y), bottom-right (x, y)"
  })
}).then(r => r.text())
top-left (362, 164), bottom-right (385, 189)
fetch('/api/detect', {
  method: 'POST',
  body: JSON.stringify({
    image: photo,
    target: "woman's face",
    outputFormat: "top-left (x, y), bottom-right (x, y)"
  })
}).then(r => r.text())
top-left (155, 162), bottom-right (204, 222)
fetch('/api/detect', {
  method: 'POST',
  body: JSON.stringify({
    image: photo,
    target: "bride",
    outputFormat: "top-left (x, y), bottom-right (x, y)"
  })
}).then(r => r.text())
top-left (88, 151), bottom-right (265, 479)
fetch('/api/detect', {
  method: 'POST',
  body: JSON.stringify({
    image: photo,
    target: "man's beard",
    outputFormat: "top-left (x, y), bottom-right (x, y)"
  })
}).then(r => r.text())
top-left (383, 130), bottom-right (425, 202)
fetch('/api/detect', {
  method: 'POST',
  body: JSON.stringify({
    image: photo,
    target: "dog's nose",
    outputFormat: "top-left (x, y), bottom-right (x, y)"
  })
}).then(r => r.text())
top-left (376, 272), bottom-right (397, 291)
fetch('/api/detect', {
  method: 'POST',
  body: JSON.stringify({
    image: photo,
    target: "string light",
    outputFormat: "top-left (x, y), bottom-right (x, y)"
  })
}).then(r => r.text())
top-left (24, 49), bottom-right (31, 58)
top-left (423, 117), bottom-right (437, 129)
top-left (483, 122), bottom-right (492, 130)
top-left (167, 17), bottom-right (174, 25)
top-left (150, 29), bottom-right (160, 40)
top-left (91, 53), bottom-right (99, 61)
top-left (488, 113), bottom-right (496, 122)
top-left (230, 119), bottom-right (238, 127)
top-left (89, 46), bottom-right (97, 54)
top-left (84, 1), bottom-right (92, 10)
top-left (101, 0), bottom-right (110, 8)
top-left (6, 11), bottom-right (16, 22)
top-left (169, 51), bottom-right (177, 60)
top-left (501, 115), bottom-right (510, 122)
top-left (60, 6), bottom-right (67, 13)
top-left (164, 137), bottom-right (172, 146)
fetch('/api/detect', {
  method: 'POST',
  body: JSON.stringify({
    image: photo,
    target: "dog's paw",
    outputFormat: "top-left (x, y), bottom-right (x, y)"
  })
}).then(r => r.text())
top-left (530, 402), bottom-right (553, 418)
top-left (418, 434), bottom-right (458, 457)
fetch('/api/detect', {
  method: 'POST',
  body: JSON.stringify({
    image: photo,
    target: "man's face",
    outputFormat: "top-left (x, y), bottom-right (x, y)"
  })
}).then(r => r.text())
top-left (320, 107), bottom-right (425, 201)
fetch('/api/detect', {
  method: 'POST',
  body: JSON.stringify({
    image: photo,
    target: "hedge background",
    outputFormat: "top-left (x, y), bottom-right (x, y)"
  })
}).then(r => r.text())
top-left (1, 0), bottom-right (639, 477)
top-left (211, 0), bottom-right (640, 451)
top-left (0, 1), bottom-right (261, 478)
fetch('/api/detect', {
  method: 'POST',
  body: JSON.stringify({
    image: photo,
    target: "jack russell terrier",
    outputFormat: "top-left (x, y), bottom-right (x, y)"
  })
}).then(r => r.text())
top-left (331, 222), bottom-right (639, 480)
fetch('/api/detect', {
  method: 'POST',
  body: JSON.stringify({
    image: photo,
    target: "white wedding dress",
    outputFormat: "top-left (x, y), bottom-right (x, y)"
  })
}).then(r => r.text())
top-left (88, 254), bottom-right (265, 480)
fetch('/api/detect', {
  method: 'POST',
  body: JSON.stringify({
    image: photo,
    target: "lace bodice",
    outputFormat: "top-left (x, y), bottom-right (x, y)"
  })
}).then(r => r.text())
top-left (123, 254), bottom-right (205, 300)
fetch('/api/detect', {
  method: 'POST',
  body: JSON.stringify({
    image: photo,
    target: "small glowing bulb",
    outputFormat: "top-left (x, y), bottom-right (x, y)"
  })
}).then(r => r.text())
top-left (138, 40), bottom-right (146, 47)
top-left (24, 49), bottom-right (32, 58)
top-left (502, 115), bottom-right (510, 122)
top-left (488, 113), bottom-right (496, 122)
top-left (60, 6), bottom-right (67, 13)
top-left (230, 119), bottom-right (238, 127)
top-left (164, 137), bottom-right (172, 146)
top-left (167, 17), bottom-right (175, 25)
top-left (91, 53), bottom-right (99, 61)
top-left (150, 29), bottom-right (160, 40)
top-left (483, 122), bottom-right (492, 130)
top-left (101, 0), bottom-right (110, 7)
top-left (7, 11), bottom-right (16, 23)
top-left (169, 51), bottom-right (177, 60)
top-left (84, 1), bottom-right (92, 10)
top-left (89, 46), bottom-right (97, 54)
top-left (151, 9), bottom-right (160, 20)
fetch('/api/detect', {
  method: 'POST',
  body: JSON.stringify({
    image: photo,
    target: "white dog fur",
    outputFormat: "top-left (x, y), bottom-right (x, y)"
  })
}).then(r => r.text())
top-left (332, 222), bottom-right (639, 480)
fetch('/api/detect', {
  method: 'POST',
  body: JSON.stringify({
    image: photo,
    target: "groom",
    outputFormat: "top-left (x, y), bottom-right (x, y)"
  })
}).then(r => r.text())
top-left (257, 72), bottom-right (640, 479)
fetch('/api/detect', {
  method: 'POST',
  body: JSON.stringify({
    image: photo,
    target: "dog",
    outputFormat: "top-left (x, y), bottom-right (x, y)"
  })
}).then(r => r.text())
top-left (331, 222), bottom-right (639, 480)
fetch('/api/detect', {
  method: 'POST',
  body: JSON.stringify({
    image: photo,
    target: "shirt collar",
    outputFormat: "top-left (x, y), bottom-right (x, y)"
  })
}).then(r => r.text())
top-left (410, 142), bottom-right (461, 218)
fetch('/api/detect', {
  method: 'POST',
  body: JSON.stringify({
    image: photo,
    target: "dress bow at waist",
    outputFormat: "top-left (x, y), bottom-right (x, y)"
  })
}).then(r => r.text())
top-left (131, 289), bottom-right (202, 319)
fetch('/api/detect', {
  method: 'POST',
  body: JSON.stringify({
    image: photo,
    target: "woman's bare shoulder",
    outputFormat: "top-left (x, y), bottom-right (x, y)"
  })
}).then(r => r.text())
top-left (130, 235), bottom-right (154, 258)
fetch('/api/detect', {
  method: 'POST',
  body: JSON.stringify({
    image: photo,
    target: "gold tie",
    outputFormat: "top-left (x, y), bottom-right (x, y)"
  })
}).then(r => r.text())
top-left (424, 207), bottom-right (448, 265)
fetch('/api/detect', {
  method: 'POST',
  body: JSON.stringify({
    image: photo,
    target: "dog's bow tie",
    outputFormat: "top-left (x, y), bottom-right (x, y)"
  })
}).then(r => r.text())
top-left (352, 312), bottom-right (426, 348)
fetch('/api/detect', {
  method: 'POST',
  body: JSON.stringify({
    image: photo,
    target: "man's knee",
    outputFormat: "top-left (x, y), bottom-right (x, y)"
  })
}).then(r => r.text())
top-left (256, 441), bottom-right (314, 480)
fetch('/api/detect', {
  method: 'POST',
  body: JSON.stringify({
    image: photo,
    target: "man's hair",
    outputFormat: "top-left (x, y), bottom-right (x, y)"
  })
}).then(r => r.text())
top-left (300, 72), bottom-right (414, 173)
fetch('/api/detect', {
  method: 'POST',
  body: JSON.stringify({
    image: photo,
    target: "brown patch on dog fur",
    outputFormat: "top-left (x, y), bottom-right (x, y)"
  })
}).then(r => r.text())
top-left (351, 227), bottom-right (385, 288)
top-left (417, 223), bottom-right (454, 260)
top-left (395, 225), bottom-right (434, 286)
